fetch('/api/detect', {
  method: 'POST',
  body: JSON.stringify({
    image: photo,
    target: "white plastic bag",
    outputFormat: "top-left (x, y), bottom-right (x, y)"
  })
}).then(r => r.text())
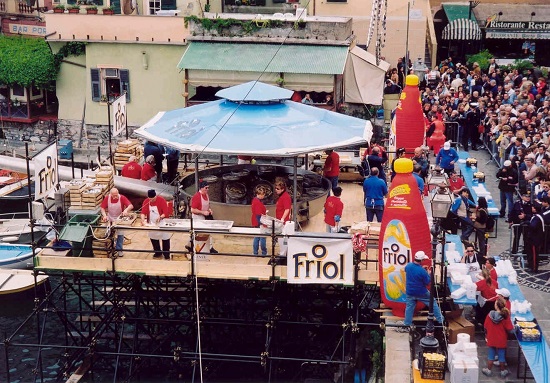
top-left (260, 215), bottom-right (284, 234)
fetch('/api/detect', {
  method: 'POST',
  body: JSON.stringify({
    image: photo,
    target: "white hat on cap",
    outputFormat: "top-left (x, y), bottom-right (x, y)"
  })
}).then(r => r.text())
top-left (495, 288), bottom-right (511, 298)
top-left (504, 160), bottom-right (512, 167)
top-left (414, 251), bottom-right (429, 261)
top-left (443, 141), bottom-right (451, 150)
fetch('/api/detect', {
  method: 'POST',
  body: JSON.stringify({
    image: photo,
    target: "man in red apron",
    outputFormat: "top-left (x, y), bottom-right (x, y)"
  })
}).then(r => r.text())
top-left (140, 189), bottom-right (172, 259)
top-left (100, 188), bottom-right (133, 257)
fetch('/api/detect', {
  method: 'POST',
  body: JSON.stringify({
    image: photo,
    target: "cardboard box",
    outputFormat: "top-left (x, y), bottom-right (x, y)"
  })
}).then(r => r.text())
top-left (447, 317), bottom-right (475, 344)
top-left (450, 359), bottom-right (478, 383)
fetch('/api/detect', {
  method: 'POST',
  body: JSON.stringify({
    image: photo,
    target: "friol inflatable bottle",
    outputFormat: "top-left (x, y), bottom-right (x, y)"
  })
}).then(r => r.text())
top-left (379, 158), bottom-right (431, 317)
top-left (388, 74), bottom-right (426, 160)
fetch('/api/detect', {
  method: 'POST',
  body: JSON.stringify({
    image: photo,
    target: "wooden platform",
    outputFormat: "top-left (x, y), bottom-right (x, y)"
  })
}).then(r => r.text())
top-left (35, 182), bottom-right (380, 283)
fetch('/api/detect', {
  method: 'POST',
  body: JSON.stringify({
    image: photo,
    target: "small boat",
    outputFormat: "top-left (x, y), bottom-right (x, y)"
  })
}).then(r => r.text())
top-left (0, 268), bottom-right (48, 296)
top-left (0, 243), bottom-right (41, 269)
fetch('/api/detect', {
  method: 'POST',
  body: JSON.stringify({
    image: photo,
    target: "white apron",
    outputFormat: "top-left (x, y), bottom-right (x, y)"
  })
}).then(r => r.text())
top-left (107, 196), bottom-right (125, 236)
top-left (148, 205), bottom-right (171, 240)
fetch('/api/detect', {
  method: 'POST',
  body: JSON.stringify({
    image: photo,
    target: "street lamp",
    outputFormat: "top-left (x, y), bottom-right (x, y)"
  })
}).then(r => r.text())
top-left (427, 167), bottom-right (448, 194)
top-left (420, 184), bottom-right (453, 353)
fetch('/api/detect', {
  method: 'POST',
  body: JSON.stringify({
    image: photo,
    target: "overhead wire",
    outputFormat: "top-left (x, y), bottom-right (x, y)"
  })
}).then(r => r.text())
top-left (184, 2), bottom-right (315, 381)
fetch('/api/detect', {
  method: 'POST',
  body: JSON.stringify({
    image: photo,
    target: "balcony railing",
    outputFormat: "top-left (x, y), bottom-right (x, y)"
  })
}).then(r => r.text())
top-left (0, 101), bottom-right (48, 120)
top-left (17, 1), bottom-right (34, 13)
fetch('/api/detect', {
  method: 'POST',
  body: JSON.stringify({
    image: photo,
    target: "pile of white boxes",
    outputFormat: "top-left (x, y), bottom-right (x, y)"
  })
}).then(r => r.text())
top-left (448, 333), bottom-right (479, 383)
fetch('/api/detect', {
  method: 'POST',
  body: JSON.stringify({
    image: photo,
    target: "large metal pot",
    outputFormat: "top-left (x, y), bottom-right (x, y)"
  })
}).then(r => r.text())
top-left (180, 164), bottom-right (331, 226)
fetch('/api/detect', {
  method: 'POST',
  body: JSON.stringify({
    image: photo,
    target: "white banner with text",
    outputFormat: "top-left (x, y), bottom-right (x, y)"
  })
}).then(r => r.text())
top-left (34, 143), bottom-right (58, 201)
top-left (287, 237), bottom-right (354, 285)
top-left (112, 93), bottom-right (127, 138)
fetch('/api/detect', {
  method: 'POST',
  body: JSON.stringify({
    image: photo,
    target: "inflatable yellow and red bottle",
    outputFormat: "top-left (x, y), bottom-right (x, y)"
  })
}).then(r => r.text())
top-left (389, 75), bottom-right (426, 159)
top-left (379, 158), bottom-right (431, 317)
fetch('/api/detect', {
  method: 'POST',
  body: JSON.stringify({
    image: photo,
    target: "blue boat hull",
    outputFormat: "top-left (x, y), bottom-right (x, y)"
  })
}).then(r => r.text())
top-left (0, 244), bottom-right (37, 269)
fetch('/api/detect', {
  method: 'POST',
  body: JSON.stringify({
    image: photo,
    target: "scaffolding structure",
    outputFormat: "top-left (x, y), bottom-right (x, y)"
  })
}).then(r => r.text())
top-left (2, 225), bottom-right (383, 383)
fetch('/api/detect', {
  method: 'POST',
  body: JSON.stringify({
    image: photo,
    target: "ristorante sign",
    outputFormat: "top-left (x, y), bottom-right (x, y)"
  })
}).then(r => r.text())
top-left (486, 21), bottom-right (550, 30)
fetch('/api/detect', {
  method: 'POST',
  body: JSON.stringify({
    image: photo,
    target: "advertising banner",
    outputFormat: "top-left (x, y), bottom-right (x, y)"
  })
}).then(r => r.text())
top-left (287, 236), bottom-right (354, 285)
top-left (112, 93), bottom-right (127, 138)
top-left (33, 143), bottom-right (58, 201)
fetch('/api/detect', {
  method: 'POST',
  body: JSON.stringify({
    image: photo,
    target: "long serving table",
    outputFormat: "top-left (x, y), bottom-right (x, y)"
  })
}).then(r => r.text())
top-left (445, 234), bottom-right (549, 383)
top-left (455, 151), bottom-right (500, 238)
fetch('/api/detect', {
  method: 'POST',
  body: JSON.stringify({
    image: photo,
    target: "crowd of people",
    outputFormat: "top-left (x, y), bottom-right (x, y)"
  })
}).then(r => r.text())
top-left (384, 56), bottom-right (550, 272)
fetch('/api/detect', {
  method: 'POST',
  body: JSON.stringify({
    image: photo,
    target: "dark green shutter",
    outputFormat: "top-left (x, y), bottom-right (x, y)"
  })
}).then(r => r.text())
top-left (120, 69), bottom-right (130, 102)
top-left (110, 0), bottom-right (121, 14)
top-left (161, 0), bottom-right (176, 10)
top-left (91, 68), bottom-right (101, 102)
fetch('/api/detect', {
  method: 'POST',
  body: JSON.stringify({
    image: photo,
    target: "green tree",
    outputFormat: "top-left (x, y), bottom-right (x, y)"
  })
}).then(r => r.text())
top-left (0, 35), bottom-right (57, 88)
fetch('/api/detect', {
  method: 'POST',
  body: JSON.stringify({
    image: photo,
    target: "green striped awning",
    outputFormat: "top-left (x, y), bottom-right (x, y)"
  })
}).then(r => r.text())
top-left (442, 4), bottom-right (476, 22)
top-left (177, 42), bottom-right (348, 75)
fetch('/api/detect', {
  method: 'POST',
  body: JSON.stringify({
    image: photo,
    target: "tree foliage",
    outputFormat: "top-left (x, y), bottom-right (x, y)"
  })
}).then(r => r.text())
top-left (0, 36), bottom-right (86, 89)
top-left (0, 35), bottom-right (57, 88)
top-left (465, 49), bottom-right (493, 71)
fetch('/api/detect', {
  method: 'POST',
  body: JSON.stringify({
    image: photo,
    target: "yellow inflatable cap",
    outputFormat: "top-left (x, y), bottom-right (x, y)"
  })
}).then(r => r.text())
top-left (394, 158), bottom-right (413, 173)
top-left (405, 75), bottom-right (419, 86)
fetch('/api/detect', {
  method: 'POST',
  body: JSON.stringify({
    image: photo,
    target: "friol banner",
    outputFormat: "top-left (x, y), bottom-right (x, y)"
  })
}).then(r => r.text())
top-left (112, 93), bottom-right (127, 138)
top-left (287, 237), bottom-right (354, 285)
top-left (33, 143), bottom-right (58, 201)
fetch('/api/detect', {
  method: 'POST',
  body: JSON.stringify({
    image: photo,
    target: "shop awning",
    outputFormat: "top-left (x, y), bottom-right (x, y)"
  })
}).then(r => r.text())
top-left (442, 4), bottom-right (476, 22)
top-left (442, 18), bottom-right (482, 40)
top-left (344, 46), bottom-right (390, 105)
top-left (177, 42), bottom-right (348, 75)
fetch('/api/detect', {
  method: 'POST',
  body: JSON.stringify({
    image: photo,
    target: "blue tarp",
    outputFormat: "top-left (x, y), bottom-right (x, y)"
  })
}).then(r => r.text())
top-left (135, 82), bottom-right (372, 157)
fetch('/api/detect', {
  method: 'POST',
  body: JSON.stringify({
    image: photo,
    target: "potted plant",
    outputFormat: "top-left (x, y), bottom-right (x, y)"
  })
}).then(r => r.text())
top-left (86, 5), bottom-right (98, 13)
top-left (67, 4), bottom-right (81, 13)
top-left (53, 4), bottom-right (65, 13)
top-left (102, 5), bottom-right (114, 14)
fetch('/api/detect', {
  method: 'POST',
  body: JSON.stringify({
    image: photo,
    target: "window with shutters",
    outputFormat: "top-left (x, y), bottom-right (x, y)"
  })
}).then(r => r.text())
top-left (148, 0), bottom-right (175, 15)
top-left (90, 68), bottom-right (130, 103)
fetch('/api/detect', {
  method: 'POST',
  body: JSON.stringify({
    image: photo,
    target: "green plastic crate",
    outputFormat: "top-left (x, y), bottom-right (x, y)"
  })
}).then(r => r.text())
top-left (59, 214), bottom-right (99, 257)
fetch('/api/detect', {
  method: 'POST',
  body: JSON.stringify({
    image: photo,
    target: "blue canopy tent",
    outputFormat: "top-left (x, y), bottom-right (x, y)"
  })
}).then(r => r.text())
top-left (134, 81), bottom-right (373, 157)
top-left (134, 81), bottom-right (373, 222)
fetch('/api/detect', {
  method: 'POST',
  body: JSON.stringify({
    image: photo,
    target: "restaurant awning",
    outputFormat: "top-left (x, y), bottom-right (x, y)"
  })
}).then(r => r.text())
top-left (177, 42), bottom-right (348, 91)
top-left (442, 3), bottom-right (476, 22)
top-left (475, 3), bottom-right (550, 40)
top-left (442, 18), bottom-right (482, 40)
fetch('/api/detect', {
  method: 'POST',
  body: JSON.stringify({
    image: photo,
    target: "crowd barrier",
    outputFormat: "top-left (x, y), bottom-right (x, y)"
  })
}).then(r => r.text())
top-left (508, 223), bottom-right (550, 268)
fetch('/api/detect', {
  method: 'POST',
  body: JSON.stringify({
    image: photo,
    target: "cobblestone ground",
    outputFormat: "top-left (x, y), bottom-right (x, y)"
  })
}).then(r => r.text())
top-left (454, 146), bottom-right (549, 383)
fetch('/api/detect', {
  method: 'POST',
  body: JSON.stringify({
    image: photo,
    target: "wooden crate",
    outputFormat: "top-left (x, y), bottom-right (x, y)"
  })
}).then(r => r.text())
top-left (92, 227), bottom-right (114, 258)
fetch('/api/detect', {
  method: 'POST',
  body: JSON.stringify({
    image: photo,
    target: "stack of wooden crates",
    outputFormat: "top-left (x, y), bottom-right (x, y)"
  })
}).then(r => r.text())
top-left (114, 139), bottom-right (144, 172)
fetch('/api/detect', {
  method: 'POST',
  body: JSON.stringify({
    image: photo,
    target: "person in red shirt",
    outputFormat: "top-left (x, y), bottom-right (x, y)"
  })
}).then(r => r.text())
top-left (275, 181), bottom-right (291, 223)
top-left (324, 186), bottom-right (344, 233)
top-left (121, 156), bottom-right (142, 180)
top-left (140, 189), bottom-right (172, 259)
top-left (323, 149), bottom-right (340, 193)
top-left (448, 171), bottom-right (465, 194)
top-left (251, 188), bottom-right (267, 255)
top-left (275, 180), bottom-right (292, 256)
top-left (482, 298), bottom-right (513, 378)
top-left (100, 188), bottom-right (133, 257)
top-left (475, 268), bottom-right (498, 326)
top-left (140, 155), bottom-right (157, 182)
top-left (188, 180), bottom-right (218, 254)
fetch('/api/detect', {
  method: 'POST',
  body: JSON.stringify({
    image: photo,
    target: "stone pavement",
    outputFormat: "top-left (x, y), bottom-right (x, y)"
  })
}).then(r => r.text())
top-left (453, 146), bottom-right (549, 383)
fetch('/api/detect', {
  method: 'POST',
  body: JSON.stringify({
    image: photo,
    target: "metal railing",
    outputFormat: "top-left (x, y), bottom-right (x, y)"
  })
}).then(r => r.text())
top-left (508, 223), bottom-right (550, 268)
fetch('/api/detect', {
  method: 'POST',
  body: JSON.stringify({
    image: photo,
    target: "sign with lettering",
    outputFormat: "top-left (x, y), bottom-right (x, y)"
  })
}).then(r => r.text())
top-left (34, 143), bottom-right (58, 201)
top-left (486, 31), bottom-right (550, 40)
top-left (9, 24), bottom-right (47, 36)
top-left (112, 93), bottom-right (127, 138)
top-left (486, 21), bottom-right (550, 30)
top-left (287, 237), bottom-right (353, 285)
